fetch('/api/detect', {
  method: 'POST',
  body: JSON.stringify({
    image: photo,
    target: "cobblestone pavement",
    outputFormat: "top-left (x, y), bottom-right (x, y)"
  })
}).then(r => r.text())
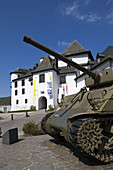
top-left (0, 110), bottom-right (113, 170)
top-left (0, 110), bottom-right (46, 135)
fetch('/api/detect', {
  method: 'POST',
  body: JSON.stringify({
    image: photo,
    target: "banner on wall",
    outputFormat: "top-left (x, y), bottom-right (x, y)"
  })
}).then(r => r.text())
top-left (47, 74), bottom-right (52, 95)
top-left (66, 84), bottom-right (68, 94)
top-left (57, 85), bottom-right (59, 94)
top-left (34, 79), bottom-right (36, 99)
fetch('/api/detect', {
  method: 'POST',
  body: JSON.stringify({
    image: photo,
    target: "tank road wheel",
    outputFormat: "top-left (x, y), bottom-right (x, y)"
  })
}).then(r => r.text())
top-left (77, 119), bottom-right (103, 154)
top-left (69, 118), bottom-right (113, 163)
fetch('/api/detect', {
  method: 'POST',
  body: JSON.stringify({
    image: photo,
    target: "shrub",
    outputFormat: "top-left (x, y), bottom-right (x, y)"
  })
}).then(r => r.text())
top-left (22, 121), bottom-right (44, 136)
top-left (48, 105), bottom-right (54, 111)
top-left (0, 110), bottom-right (3, 113)
top-left (30, 105), bottom-right (36, 111)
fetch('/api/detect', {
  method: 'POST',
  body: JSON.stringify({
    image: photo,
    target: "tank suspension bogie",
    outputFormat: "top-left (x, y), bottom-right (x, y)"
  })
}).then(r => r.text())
top-left (69, 116), bottom-right (113, 163)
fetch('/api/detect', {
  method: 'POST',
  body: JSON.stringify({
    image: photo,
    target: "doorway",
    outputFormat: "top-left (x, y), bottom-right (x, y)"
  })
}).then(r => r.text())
top-left (39, 97), bottom-right (47, 110)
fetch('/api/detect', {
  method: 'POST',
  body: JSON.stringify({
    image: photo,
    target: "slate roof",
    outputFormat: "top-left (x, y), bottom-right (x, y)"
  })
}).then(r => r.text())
top-left (97, 46), bottom-right (113, 59)
top-left (0, 97), bottom-right (11, 106)
top-left (62, 40), bottom-right (87, 55)
top-left (33, 55), bottom-right (58, 73)
top-left (91, 55), bottom-right (113, 70)
top-left (11, 40), bottom-right (94, 81)
top-left (101, 46), bottom-right (113, 57)
top-left (12, 69), bottom-right (34, 82)
top-left (10, 68), bottom-right (29, 75)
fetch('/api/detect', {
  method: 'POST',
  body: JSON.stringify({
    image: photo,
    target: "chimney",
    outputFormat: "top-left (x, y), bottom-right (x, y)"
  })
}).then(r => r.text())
top-left (40, 58), bottom-right (44, 63)
top-left (33, 63), bottom-right (38, 69)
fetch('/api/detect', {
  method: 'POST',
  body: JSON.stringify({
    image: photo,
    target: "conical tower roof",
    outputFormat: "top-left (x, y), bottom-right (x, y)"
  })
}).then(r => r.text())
top-left (33, 55), bottom-right (55, 73)
top-left (102, 46), bottom-right (113, 57)
top-left (62, 40), bottom-right (87, 55)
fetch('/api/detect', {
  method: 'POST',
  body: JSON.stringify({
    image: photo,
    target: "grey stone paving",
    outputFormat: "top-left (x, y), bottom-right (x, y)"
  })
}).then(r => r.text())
top-left (0, 110), bottom-right (113, 169)
top-left (0, 110), bottom-right (46, 135)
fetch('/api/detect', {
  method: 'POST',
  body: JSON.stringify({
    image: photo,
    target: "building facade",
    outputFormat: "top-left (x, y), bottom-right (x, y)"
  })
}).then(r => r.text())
top-left (76, 46), bottom-right (113, 84)
top-left (10, 41), bottom-right (113, 112)
top-left (10, 40), bottom-right (94, 111)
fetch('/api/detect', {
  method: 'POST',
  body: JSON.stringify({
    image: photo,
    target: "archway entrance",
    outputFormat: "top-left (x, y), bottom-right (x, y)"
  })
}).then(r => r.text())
top-left (39, 97), bottom-right (47, 110)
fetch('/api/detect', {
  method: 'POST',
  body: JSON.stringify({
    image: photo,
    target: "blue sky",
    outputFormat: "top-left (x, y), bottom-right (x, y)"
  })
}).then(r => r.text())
top-left (0, 0), bottom-right (113, 97)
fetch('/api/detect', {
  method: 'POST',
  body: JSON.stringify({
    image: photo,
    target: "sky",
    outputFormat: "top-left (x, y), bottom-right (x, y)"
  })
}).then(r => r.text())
top-left (0, 0), bottom-right (113, 97)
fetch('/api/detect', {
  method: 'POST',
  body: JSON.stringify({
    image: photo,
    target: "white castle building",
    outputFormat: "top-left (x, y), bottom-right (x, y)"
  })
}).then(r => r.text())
top-left (10, 41), bottom-right (113, 111)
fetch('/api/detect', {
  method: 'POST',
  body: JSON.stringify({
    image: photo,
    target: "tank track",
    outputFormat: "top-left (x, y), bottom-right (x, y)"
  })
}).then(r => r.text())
top-left (69, 117), bottom-right (113, 163)
top-left (41, 112), bottom-right (63, 140)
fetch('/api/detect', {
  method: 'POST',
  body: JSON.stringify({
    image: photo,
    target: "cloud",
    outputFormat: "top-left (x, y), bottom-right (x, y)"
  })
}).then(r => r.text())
top-left (59, 1), bottom-right (101, 22)
top-left (84, 0), bottom-right (91, 5)
top-left (76, 12), bottom-right (101, 22)
top-left (87, 12), bottom-right (101, 22)
top-left (62, 2), bottom-right (79, 16)
top-left (106, 0), bottom-right (112, 4)
top-left (76, 13), bottom-right (87, 20)
top-left (106, 11), bottom-right (113, 24)
top-left (58, 40), bottom-right (71, 47)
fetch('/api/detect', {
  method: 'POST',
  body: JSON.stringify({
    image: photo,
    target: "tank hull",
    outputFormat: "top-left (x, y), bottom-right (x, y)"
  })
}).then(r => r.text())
top-left (23, 35), bottom-right (113, 163)
top-left (41, 86), bottom-right (113, 163)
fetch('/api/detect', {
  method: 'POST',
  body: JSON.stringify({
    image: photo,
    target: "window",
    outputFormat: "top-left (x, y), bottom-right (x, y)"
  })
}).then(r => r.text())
top-left (39, 74), bottom-right (45, 83)
top-left (22, 79), bottom-right (25, 86)
top-left (25, 99), bottom-right (28, 104)
top-left (77, 70), bottom-right (80, 77)
top-left (15, 90), bottom-right (18, 95)
top-left (15, 81), bottom-right (17, 88)
top-left (16, 100), bottom-right (19, 104)
top-left (22, 88), bottom-right (25, 94)
top-left (60, 75), bottom-right (66, 84)
top-left (75, 79), bottom-right (77, 87)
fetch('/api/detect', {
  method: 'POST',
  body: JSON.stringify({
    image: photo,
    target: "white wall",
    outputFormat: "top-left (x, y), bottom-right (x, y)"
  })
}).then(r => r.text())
top-left (53, 71), bottom-right (59, 108)
top-left (10, 53), bottom-right (92, 111)
top-left (11, 73), bottom-right (22, 82)
top-left (58, 54), bottom-right (89, 67)
top-left (77, 76), bottom-right (86, 92)
top-left (33, 70), bottom-right (57, 110)
top-left (11, 77), bottom-right (34, 111)
top-left (93, 61), bottom-right (111, 72)
top-left (58, 73), bottom-right (77, 102)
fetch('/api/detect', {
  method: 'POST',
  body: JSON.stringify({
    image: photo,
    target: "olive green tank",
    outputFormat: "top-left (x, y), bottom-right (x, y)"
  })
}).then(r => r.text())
top-left (23, 35), bottom-right (113, 163)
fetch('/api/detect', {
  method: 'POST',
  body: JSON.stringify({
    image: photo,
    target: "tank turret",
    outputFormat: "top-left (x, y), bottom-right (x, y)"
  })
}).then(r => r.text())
top-left (23, 35), bottom-right (113, 163)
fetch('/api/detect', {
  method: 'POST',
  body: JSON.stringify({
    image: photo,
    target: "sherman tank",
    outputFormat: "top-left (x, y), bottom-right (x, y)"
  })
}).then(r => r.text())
top-left (23, 35), bottom-right (113, 163)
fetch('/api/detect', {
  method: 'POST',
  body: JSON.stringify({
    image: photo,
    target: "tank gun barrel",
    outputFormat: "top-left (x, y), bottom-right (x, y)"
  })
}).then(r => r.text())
top-left (23, 35), bottom-right (96, 79)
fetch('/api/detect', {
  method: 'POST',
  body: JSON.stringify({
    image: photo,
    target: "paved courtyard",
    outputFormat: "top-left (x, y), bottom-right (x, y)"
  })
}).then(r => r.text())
top-left (0, 110), bottom-right (113, 170)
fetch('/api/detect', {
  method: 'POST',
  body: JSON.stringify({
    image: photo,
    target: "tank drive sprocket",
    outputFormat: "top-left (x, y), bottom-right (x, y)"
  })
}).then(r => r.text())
top-left (69, 117), bottom-right (113, 163)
